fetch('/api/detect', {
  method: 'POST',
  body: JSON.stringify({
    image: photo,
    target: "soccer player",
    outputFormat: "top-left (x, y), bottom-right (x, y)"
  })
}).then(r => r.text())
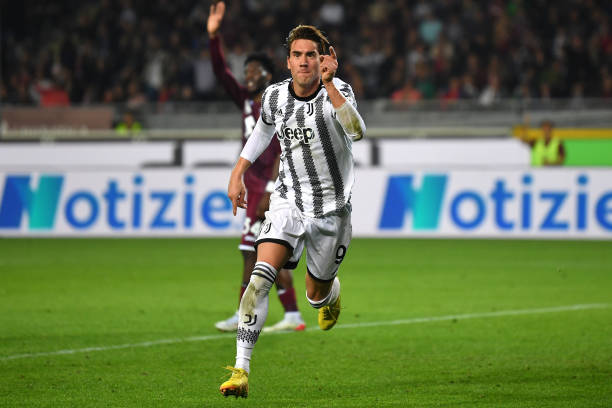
top-left (207, 1), bottom-right (305, 333)
top-left (220, 24), bottom-right (366, 398)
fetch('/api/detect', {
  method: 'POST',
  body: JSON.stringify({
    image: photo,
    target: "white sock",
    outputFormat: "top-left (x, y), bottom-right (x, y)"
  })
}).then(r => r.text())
top-left (284, 311), bottom-right (302, 320)
top-left (235, 262), bottom-right (277, 373)
top-left (328, 277), bottom-right (340, 305)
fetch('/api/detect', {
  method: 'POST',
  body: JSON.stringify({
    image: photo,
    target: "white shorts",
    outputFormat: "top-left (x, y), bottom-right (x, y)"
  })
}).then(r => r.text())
top-left (255, 199), bottom-right (352, 281)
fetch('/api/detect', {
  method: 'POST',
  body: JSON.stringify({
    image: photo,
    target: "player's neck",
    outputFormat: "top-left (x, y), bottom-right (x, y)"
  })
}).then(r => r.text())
top-left (290, 79), bottom-right (323, 101)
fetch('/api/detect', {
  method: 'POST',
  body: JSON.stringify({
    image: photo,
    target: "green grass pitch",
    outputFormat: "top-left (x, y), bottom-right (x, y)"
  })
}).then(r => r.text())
top-left (1, 238), bottom-right (611, 407)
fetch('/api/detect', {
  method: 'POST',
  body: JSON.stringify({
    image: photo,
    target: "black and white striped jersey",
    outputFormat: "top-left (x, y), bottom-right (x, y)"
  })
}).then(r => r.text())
top-left (248, 77), bottom-right (362, 218)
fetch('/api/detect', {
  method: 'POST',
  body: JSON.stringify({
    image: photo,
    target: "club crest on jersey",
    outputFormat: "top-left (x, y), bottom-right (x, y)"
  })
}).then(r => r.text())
top-left (278, 126), bottom-right (315, 144)
top-left (306, 103), bottom-right (314, 116)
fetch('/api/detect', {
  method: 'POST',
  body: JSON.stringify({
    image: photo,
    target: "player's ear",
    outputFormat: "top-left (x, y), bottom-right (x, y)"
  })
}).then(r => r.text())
top-left (286, 56), bottom-right (291, 70)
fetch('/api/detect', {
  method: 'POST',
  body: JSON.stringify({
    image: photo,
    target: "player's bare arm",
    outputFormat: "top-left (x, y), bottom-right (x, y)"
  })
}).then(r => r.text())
top-left (228, 157), bottom-right (251, 215)
top-left (207, 1), bottom-right (225, 38)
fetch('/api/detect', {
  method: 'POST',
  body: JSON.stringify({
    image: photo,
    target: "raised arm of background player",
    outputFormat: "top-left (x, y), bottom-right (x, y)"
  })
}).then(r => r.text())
top-left (207, 1), bottom-right (245, 108)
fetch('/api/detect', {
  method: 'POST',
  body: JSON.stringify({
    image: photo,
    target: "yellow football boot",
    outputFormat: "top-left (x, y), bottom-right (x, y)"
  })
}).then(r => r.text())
top-left (219, 366), bottom-right (248, 398)
top-left (318, 295), bottom-right (341, 330)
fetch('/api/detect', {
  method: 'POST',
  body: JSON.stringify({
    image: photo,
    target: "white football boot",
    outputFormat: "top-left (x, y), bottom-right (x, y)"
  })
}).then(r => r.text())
top-left (214, 311), bottom-right (239, 332)
top-left (263, 312), bottom-right (306, 332)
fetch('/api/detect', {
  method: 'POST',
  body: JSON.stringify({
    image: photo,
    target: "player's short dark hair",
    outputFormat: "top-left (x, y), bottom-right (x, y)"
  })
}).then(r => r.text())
top-left (285, 25), bottom-right (330, 55)
top-left (244, 52), bottom-right (275, 76)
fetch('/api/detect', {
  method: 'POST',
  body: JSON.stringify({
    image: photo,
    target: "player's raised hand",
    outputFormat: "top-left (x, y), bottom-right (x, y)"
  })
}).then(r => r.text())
top-left (207, 1), bottom-right (226, 37)
top-left (320, 46), bottom-right (338, 83)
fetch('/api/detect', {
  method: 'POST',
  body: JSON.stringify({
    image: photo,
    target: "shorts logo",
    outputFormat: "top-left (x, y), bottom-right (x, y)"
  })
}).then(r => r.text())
top-left (261, 220), bottom-right (272, 234)
top-left (278, 127), bottom-right (315, 144)
top-left (258, 220), bottom-right (272, 236)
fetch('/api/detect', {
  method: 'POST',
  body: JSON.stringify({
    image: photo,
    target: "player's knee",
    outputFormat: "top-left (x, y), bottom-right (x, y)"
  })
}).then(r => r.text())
top-left (248, 261), bottom-right (278, 292)
top-left (241, 275), bottom-right (272, 312)
top-left (249, 274), bottom-right (273, 292)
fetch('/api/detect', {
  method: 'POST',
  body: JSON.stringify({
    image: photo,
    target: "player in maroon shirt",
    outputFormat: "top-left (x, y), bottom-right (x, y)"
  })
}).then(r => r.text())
top-left (208, 1), bottom-right (305, 332)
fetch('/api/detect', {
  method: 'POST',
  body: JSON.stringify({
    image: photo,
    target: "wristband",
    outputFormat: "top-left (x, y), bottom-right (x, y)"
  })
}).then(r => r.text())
top-left (265, 180), bottom-right (275, 193)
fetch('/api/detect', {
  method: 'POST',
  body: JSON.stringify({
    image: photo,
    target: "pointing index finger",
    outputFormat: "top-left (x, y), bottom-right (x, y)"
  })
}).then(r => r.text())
top-left (329, 46), bottom-right (337, 59)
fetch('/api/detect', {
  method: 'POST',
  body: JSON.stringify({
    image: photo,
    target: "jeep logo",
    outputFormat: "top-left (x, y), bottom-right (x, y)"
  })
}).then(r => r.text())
top-left (278, 127), bottom-right (315, 144)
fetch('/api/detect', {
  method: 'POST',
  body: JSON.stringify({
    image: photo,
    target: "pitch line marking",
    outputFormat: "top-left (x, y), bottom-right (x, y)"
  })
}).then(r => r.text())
top-left (1, 303), bottom-right (609, 361)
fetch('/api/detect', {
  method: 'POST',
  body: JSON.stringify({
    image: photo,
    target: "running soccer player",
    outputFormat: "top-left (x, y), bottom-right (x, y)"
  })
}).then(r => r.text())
top-left (207, 1), bottom-right (305, 333)
top-left (220, 24), bottom-right (366, 398)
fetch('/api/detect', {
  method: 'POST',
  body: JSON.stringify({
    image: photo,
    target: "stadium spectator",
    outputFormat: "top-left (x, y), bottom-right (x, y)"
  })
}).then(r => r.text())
top-left (339, 60), bottom-right (365, 99)
top-left (479, 73), bottom-right (503, 106)
top-left (114, 111), bottom-right (142, 135)
top-left (406, 41), bottom-right (428, 77)
top-left (207, 1), bottom-right (305, 334)
top-left (193, 49), bottom-right (216, 99)
top-left (220, 24), bottom-right (365, 398)
top-left (419, 11), bottom-right (443, 45)
top-left (413, 61), bottom-right (435, 99)
top-left (126, 79), bottom-right (147, 110)
top-left (318, 0), bottom-right (345, 27)
top-left (602, 73), bottom-right (612, 98)
top-left (520, 120), bottom-right (566, 167)
top-left (441, 77), bottom-right (461, 105)
top-left (391, 79), bottom-right (422, 104)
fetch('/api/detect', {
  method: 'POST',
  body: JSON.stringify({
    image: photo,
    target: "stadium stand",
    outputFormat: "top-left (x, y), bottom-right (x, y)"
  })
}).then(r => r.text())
top-left (2, 0), bottom-right (611, 105)
top-left (1, 1), bottom-right (612, 170)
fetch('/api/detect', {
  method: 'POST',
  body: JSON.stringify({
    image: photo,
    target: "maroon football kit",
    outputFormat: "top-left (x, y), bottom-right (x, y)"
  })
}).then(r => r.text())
top-left (210, 37), bottom-right (281, 250)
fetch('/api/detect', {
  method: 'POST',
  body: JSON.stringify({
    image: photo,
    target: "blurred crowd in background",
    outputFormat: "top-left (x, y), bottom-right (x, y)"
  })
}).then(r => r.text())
top-left (2, 0), bottom-right (612, 108)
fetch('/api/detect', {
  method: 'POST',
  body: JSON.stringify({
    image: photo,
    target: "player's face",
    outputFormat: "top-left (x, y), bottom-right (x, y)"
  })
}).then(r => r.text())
top-left (245, 61), bottom-right (269, 95)
top-left (287, 39), bottom-right (321, 90)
